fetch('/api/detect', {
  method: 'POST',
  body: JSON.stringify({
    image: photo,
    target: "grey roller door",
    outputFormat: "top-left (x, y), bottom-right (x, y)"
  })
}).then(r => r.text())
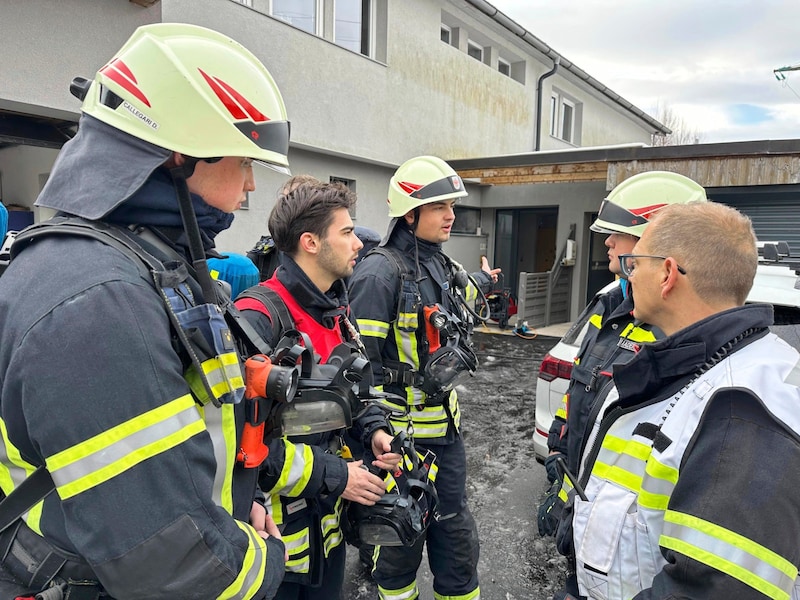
top-left (717, 193), bottom-right (800, 256)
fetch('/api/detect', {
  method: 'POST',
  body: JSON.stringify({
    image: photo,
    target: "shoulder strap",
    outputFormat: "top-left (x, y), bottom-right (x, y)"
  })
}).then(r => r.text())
top-left (12, 217), bottom-right (162, 278)
top-left (236, 285), bottom-right (295, 348)
top-left (366, 246), bottom-right (411, 279)
top-left (365, 246), bottom-right (414, 305)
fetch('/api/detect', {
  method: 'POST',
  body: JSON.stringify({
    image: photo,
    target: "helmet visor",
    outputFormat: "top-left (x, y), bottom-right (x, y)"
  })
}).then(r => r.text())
top-left (236, 119), bottom-right (291, 174)
top-left (409, 175), bottom-right (464, 200)
top-left (593, 198), bottom-right (649, 232)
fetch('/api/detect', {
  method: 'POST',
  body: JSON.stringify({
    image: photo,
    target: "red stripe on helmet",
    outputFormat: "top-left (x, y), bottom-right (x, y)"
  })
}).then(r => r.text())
top-left (100, 59), bottom-right (150, 107)
top-left (629, 203), bottom-right (668, 221)
top-left (397, 181), bottom-right (423, 195)
top-left (198, 69), bottom-right (268, 123)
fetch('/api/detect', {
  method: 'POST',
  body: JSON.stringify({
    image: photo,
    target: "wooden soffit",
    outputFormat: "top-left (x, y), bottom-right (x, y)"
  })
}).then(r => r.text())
top-left (457, 161), bottom-right (608, 186)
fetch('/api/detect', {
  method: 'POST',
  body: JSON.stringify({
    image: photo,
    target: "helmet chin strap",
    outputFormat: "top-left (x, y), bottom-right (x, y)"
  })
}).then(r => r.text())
top-left (408, 208), bottom-right (426, 284)
top-left (169, 164), bottom-right (220, 306)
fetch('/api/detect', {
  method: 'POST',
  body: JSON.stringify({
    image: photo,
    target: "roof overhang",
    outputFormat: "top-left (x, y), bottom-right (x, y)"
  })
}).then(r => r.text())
top-left (449, 139), bottom-right (800, 189)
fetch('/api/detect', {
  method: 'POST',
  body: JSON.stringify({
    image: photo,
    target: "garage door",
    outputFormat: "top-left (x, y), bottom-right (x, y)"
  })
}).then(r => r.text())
top-left (717, 192), bottom-right (800, 256)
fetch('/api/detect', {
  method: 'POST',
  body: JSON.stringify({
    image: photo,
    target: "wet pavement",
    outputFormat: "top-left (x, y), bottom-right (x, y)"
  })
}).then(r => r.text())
top-left (342, 331), bottom-right (568, 599)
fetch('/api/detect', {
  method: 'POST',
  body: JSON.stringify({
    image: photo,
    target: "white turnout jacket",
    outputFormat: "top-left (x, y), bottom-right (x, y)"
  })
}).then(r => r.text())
top-left (571, 305), bottom-right (800, 600)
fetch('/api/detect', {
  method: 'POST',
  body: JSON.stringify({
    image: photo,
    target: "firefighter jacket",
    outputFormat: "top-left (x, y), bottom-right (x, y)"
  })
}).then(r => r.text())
top-left (568, 304), bottom-right (800, 600)
top-left (348, 225), bottom-right (492, 444)
top-left (235, 256), bottom-right (391, 587)
top-left (548, 282), bottom-right (662, 476)
top-left (0, 168), bottom-right (285, 599)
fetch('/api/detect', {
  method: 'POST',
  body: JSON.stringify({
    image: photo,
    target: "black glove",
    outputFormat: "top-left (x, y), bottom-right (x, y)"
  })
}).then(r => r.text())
top-left (544, 452), bottom-right (565, 484)
top-left (537, 478), bottom-right (564, 537)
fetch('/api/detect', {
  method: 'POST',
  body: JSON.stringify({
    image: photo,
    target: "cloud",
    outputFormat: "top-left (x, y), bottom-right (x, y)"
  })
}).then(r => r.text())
top-left (488, 0), bottom-right (800, 142)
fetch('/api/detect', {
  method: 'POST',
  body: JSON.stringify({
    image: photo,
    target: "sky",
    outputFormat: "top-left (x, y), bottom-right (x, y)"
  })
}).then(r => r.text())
top-left (489, 0), bottom-right (800, 143)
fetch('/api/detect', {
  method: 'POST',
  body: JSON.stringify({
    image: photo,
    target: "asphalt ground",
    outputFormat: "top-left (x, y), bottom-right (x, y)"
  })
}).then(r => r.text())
top-left (342, 330), bottom-right (567, 599)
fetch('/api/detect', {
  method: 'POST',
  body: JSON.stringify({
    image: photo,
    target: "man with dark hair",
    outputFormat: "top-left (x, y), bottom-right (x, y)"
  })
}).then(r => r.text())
top-left (348, 155), bottom-right (499, 600)
top-left (235, 180), bottom-right (400, 600)
top-left (560, 201), bottom-right (800, 599)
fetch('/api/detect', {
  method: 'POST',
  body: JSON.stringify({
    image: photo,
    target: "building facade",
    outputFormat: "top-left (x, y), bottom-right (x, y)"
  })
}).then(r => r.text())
top-left (0, 0), bottom-right (666, 304)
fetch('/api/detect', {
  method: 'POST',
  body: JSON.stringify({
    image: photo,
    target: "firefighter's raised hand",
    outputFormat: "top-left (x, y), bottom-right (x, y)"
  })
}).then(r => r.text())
top-left (480, 255), bottom-right (501, 284)
top-left (343, 460), bottom-right (387, 505)
top-left (370, 429), bottom-right (402, 472)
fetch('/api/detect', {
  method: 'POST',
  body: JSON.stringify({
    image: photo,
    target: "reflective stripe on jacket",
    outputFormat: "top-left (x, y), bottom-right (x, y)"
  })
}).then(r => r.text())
top-left (573, 319), bottom-right (800, 600)
top-left (349, 228), bottom-right (490, 444)
top-left (236, 259), bottom-right (356, 586)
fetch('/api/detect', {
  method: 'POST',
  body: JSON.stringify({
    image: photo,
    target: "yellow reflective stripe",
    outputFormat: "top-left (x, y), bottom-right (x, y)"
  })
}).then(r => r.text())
top-left (464, 283), bottom-right (478, 303)
top-left (661, 510), bottom-right (797, 599)
top-left (284, 528), bottom-right (311, 573)
top-left (620, 322), bottom-right (657, 343)
top-left (357, 318), bottom-right (390, 339)
top-left (589, 314), bottom-right (603, 329)
top-left (201, 352), bottom-right (245, 400)
top-left (395, 327), bottom-right (420, 372)
top-left (555, 408), bottom-right (567, 420)
top-left (185, 366), bottom-right (212, 406)
top-left (378, 579), bottom-right (419, 600)
top-left (286, 443), bottom-right (314, 497)
top-left (428, 461), bottom-right (439, 483)
top-left (217, 520), bottom-right (267, 600)
top-left (592, 435), bottom-right (650, 494)
top-left (398, 312), bottom-right (419, 330)
top-left (0, 419), bottom-right (43, 533)
top-left (196, 398), bottom-right (236, 512)
top-left (434, 586), bottom-right (481, 600)
top-left (48, 395), bottom-right (204, 500)
top-left (410, 422), bottom-right (449, 438)
top-left (638, 455), bottom-right (678, 512)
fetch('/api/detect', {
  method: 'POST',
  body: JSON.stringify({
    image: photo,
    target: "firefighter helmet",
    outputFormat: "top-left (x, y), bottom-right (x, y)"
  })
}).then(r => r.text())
top-left (591, 171), bottom-right (707, 238)
top-left (387, 156), bottom-right (468, 217)
top-left (76, 23), bottom-right (290, 173)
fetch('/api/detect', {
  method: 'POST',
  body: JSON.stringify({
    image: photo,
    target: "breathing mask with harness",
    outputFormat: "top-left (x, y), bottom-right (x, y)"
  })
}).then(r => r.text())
top-left (344, 430), bottom-right (439, 548)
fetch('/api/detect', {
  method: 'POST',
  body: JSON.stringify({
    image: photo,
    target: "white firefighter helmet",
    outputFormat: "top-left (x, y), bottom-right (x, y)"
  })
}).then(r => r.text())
top-left (77, 22), bottom-right (290, 173)
top-left (591, 171), bottom-right (707, 238)
top-left (387, 156), bottom-right (468, 218)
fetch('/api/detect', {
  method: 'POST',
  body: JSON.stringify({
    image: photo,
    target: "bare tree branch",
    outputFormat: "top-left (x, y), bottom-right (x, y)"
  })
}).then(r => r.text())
top-left (651, 101), bottom-right (705, 146)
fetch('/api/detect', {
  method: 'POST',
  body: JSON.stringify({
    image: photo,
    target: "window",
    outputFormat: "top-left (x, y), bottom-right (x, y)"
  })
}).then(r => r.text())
top-left (330, 176), bottom-right (357, 217)
top-left (440, 24), bottom-right (451, 45)
top-left (452, 206), bottom-right (481, 235)
top-left (272, 0), bottom-right (317, 34)
top-left (549, 94), bottom-right (559, 136)
top-left (467, 40), bottom-right (483, 63)
top-left (335, 0), bottom-right (370, 55)
top-left (498, 58), bottom-right (511, 77)
top-left (561, 99), bottom-right (575, 143)
top-left (550, 92), bottom-right (580, 144)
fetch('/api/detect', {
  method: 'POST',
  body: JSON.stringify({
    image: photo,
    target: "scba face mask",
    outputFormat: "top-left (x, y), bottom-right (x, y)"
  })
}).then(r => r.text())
top-left (420, 303), bottom-right (479, 400)
top-left (420, 343), bottom-right (477, 397)
top-left (344, 432), bottom-right (439, 548)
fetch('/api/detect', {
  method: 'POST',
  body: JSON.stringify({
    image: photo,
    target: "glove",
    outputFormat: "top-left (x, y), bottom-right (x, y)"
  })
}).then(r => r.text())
top-left (537, 478), bottom-right (564, 537)
top-left (543, 452), bottom-right (565, 484)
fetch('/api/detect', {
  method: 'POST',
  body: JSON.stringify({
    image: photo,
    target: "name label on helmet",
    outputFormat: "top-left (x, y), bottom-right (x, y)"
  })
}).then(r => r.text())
top-left (123, 101), bottom-right (159, 130)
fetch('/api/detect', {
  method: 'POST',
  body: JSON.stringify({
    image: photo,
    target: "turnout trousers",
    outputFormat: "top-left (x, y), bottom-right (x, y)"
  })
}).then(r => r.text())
top-left (274, 541), bottom-right (345, 600)
top-left (373, 435), bottom-right (480, 600)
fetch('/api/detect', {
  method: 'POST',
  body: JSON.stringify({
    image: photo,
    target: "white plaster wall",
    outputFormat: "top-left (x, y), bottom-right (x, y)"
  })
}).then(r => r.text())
top-left (0, 145), bottom-right (59, 216)
top-left (0, 0), bottom-right (160, 119)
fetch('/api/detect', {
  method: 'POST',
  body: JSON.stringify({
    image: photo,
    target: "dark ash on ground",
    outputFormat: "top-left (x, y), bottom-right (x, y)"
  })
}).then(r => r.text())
top-left (343, 331), bottom-right (567, 599)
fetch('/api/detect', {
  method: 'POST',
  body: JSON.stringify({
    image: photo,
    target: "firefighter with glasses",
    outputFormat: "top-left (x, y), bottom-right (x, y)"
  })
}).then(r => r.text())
top-left (562, 201), bottom-right (800, 599)
top-left (348, 155), bottom-right (499, 600)
top-left (538, 171), bottom-right (707, 596)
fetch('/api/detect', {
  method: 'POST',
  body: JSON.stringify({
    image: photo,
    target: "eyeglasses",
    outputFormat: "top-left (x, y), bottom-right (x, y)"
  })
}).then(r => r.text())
top-left (618, 254), bottom-right (687, 278)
